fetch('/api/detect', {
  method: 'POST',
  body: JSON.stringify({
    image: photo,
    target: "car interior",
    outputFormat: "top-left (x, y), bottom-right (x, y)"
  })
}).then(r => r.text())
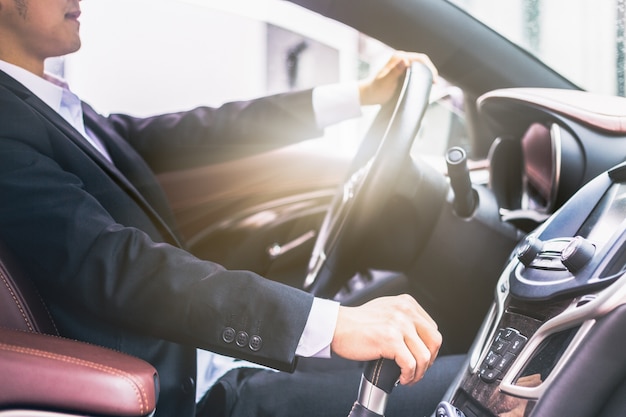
top-left (0, 240), bottom-right (159, 417)
top-left (3, 0), bottom-right (626, 416)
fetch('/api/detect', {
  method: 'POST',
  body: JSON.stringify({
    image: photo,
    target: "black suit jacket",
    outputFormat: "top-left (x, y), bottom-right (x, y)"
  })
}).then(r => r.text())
top-left (0, 70), bottom-right (322, 416)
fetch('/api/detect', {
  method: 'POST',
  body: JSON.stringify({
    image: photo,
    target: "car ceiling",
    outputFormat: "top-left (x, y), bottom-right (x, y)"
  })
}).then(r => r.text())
top-left (286, 0), bottom-right (579, 97)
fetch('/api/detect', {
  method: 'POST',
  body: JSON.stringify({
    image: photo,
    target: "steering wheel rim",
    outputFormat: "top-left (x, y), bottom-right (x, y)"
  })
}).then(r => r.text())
top-left (304, 62), bottom-right (434, 298)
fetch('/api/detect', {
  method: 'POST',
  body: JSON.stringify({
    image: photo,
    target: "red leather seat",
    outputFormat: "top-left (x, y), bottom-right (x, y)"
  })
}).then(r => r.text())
top-left (0, 242), bottom-right (159, 416)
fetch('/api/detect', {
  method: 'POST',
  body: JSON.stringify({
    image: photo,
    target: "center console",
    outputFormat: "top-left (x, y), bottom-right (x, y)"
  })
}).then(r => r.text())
top-left (437, 162), bottom-right (626, 416)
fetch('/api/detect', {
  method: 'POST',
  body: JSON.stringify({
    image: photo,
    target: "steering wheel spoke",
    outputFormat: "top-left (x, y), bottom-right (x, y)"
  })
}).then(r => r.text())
top-left (304, 62), bottom-right (434, 298)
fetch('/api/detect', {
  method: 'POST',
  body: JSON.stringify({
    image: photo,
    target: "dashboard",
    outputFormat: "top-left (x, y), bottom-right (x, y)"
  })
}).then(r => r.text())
top-left (479, 88), bottom-right (626, 233)
top-left (436, 88), bottom-right (626, 416)
top-left (442, 159), bottom-right (626, 417)
top-left (519, 122), bottom-right (558, 213)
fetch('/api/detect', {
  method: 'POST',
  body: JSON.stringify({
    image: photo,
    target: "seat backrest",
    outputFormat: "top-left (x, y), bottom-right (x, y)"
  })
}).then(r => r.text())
top-left (0, 241), bottom-right (58, 335)
top-left (0, 240), bottom-right (159, 416)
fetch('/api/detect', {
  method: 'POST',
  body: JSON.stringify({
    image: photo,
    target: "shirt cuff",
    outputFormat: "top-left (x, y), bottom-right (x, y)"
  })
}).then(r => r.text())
top-left (296, 297), bottom-right (341, 358)
top-left (312, 82), bottom-right (363, 129)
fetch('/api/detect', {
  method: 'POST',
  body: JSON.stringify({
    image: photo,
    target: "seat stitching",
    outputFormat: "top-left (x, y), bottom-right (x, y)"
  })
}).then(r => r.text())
top-left (0, 342), bottom-right (150, 415)
top-left (28, 274), bottom-right (59, 334)
top-left (372, 358), bottom-right (383, 386)
top-left (0, 269), bottom-right (34, 332)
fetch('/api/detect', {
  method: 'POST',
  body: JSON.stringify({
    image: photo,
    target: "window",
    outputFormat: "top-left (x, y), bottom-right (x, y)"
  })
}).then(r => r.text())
top-left (50, 0), bottom-right (393, 156)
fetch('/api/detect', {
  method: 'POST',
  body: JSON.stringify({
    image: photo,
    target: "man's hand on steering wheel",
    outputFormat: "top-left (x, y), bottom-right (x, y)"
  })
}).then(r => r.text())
top-left (330, 294), bottom-right (442, 386)
top-left (304, 55), bottom-right (437, 298)
top-left (358, 51), bottom-right (438, 106)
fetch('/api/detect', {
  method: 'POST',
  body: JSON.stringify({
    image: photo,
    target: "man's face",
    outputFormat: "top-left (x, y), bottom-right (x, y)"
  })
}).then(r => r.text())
top-left (0, 0), bottom-right (82, 65)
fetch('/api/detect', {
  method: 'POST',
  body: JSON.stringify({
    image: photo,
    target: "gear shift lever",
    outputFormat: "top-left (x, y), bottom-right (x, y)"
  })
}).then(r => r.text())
top-left (435, 401), bottom-right (467, 417)
top-left (347, 358), bottom-right (401, 417)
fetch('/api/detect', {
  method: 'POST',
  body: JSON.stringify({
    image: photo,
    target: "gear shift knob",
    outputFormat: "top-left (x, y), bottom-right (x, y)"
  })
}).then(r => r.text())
top-left (347, 358), bottom-right (401, 417)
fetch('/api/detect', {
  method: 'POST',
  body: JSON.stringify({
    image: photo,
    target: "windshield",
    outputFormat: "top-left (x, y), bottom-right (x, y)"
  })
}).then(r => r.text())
top-left (449, 0), bottom-right (624, 96)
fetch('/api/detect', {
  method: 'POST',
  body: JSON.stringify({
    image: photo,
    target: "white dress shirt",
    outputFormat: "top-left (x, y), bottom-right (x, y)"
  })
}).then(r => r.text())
top-left (0, 58), bottom-right (363, 399)
top-left (0, 60), bottom-right (113, 162)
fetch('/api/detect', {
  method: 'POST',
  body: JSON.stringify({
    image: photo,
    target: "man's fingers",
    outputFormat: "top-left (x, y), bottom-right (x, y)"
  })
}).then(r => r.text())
top-left (399, 51), bottom-right (439, 79)
top-left (397, 320), bottom-right (441, 385)
top-left (358, 50), bottom-right (438, 106)
top-left (331, 294), bottom-right (442, 386)
top-left (400, 295), bottom-right (441, 384)
top-left (394, 345), bottom-right (418, 385)
top-left (384, 297), bottom-right (441, 385)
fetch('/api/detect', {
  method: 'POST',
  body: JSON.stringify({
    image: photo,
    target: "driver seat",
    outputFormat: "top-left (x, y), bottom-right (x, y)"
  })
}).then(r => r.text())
top-left (0, 241), bottom-right (159, 416)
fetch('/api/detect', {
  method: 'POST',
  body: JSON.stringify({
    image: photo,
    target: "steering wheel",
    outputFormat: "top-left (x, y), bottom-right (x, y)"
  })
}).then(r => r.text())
top-left (303, 62), bottom-right (434, 298)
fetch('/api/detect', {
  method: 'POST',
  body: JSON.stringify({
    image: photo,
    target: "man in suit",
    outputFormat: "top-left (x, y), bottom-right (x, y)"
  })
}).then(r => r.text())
top-left (0, 0), bottom-right (464, 416)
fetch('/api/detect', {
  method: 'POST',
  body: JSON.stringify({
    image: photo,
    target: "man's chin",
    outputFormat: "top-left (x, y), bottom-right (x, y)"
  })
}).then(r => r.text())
top-left (64, 39), bottom-right (82, 55)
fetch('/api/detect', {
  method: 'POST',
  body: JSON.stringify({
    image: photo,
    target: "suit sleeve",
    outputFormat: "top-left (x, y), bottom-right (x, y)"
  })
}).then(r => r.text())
top-left (105, 89), bottom-right (324, 173)
top-left (0, 92), bottom-right (314, 371)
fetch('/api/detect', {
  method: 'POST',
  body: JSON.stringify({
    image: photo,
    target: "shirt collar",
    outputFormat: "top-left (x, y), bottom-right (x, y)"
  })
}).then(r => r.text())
top-left (0, 59), bottom-right (113, 162)
top-left (0, 59), bottom-right (64, 114)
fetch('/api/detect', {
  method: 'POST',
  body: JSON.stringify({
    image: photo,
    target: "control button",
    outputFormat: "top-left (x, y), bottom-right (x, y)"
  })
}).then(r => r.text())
top-left (497, 328), bottom-right (517, 341)
top-left (236, 331), bottom-right (249, 347)
top-left (484, 351), bottom-right (500, 368)
top-left (531, 255), bottom-right (568, 271)
top-left (495, 352), bottom-right (516, 371)
top-left (492, 339), bottom-right (510, 354)
top-left (479, 367), bottom-right (501, 383)
top-left (509, 334), bottom-right (527, 354)
top-left (222, 327), bottom-right (236, 344)
top-left (480, 328), bottom-right (527, 383)
top-left (517, 235), bottom-right (543, 266)
top-left (561, 236), bottom-right (595, 272)
top-left (249, 335), bottom-right (263, 351)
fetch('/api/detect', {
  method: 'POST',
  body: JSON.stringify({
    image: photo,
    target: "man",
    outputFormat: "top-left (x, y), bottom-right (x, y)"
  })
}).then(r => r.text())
top-left (0, 0), bottom-right (464, 416)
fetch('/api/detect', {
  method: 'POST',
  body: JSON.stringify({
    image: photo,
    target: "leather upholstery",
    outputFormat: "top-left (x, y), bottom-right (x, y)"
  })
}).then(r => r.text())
top-left (0, 241), bottom-right (159, 416)
top-left (0, 242), bottom-right (57, 335)
top-left (0, 327), bottom-right (159, 417)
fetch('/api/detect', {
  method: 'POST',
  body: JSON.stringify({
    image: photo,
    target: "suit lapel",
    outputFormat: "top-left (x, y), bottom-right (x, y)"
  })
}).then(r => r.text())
top-left (82, 105), bottom-right (183, 246)
top-left (0, 71), bottom-right (182, 247)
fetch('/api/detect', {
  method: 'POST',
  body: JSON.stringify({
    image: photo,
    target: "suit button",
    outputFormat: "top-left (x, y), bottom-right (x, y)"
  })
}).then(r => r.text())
top-left (236, 331), bottom-right (249, 347)
top-left (249, 335), bottom-right (263, 352)
top-left (222, 327), bottom-right (236, 344)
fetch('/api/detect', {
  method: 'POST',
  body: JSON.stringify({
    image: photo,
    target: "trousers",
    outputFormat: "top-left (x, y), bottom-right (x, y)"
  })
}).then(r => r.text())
top-left (196, 354), bottom-right (465, 417)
